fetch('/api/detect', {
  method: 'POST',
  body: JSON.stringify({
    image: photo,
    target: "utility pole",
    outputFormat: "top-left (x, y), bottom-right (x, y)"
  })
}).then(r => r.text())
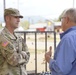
top-left (73, 0), bottom-right (75, 8)
top-left (3, 0), bottom-right (6, 10)
top-left (17, 0), bottom-right (19, 10)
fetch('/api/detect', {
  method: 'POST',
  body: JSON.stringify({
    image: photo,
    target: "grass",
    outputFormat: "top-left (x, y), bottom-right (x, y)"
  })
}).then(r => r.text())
top-left (29, 49), bottom-right (45, 54)
top-left (27, 36), bottom-right (60, 42)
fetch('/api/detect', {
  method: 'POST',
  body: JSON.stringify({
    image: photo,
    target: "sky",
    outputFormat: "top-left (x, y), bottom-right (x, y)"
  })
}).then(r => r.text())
top-left (0, 0), bottom-right (76, 21)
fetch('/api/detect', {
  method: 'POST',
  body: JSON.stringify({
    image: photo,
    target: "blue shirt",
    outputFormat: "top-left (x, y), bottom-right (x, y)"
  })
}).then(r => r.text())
top-left (49, 26), bottom-right (76, 75)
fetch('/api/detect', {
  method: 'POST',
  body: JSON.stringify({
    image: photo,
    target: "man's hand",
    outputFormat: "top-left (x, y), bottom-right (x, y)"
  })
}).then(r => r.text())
top-left (45, 46), bottom-right (52, 63)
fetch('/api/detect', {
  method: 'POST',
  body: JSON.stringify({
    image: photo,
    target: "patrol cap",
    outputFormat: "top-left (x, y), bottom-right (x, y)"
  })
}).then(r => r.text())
top-left (4, 8), bottom-right (23, 18)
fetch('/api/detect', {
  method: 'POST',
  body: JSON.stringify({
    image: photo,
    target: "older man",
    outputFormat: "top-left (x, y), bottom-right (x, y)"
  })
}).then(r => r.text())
top-left (0, 8), bottom-right (30, 75)
top-left (45, 8), bottom-right (76, 75)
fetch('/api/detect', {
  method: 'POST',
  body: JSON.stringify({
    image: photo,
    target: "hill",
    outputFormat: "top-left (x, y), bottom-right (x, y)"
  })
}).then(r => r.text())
top-left (0, 16), bottom-right (48, 23)
top-left (21, 16), bottom-right (47, 24)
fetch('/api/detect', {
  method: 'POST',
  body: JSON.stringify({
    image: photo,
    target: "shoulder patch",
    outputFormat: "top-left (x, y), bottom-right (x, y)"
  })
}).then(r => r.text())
top-left (2, 41), bottom-right (9, 47)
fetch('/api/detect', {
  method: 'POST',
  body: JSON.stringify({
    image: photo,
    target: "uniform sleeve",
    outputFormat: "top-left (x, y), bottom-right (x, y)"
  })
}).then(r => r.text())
top-left (49, 37), bottom-right (75, 75)
top-left (22, 39), bottom-right (30, 64)
top-left (0, 40), bottom-right (26, 66)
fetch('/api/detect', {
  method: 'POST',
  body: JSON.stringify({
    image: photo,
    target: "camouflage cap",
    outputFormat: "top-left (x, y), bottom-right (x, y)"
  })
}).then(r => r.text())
top-left (4, 8), bottom-right (23, 18)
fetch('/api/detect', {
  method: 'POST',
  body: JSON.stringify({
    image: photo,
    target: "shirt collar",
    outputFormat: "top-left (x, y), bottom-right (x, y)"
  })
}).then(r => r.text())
top-left (2, 27), bottom-right (17, 40)
top-left (60, 26), bottom-right (76, 39)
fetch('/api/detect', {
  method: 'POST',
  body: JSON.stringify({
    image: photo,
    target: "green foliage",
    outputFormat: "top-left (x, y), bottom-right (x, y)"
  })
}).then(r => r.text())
top-left (0, 23), bottom-right (3, 29)
top-left (58, 9), bottom-right (66, 21)
top-left (57, 10), bottom-right (66, 21)
top-left (53, 9), bottom-right (66, 22)
top-left (53, 18), bottom-right (59, 22)
top-left (20, 20), bottom-right (30, 30)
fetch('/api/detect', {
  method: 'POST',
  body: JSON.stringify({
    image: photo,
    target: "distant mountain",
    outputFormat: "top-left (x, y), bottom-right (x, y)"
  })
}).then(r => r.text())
top-left (0, 16), bottom-right (49, 23)
top-left (22, 16), bottom-right (46, 24)
top-left (0, 16), bottom-right (4, 23)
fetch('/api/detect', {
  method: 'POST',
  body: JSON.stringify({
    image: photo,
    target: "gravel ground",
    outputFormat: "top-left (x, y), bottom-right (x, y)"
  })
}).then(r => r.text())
top-left (25, 33), bottom-right (60, 74)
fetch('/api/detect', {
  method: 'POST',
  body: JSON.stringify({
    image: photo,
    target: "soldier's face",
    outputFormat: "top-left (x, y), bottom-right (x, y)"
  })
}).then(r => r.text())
top-left (9, 16), bottom-right (20, 29)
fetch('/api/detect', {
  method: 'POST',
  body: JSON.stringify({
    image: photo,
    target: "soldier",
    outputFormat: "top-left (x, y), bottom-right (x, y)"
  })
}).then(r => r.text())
top-left (0, 8), bottom-right (30, 75)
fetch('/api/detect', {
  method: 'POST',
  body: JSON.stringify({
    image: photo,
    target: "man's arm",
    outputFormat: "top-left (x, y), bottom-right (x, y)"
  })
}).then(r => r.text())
top-left (21, 39), bottom-right (30, 64)
top-left (0, 41), bottom-right (26, 66)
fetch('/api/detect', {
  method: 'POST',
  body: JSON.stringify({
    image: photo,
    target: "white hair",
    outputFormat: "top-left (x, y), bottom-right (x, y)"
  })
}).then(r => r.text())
top-left (63, 8), bottom-right (76, 23)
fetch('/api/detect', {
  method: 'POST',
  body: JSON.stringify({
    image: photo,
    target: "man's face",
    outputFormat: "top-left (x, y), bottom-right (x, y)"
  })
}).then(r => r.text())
top-left (9, 16), bottom-right (20, 29)
top-left (61, 15), bottom-right (69, 31)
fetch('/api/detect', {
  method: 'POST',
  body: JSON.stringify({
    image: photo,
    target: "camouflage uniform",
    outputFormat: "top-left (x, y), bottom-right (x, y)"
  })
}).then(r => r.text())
top-left (0, 27), bottom-right (30, 75)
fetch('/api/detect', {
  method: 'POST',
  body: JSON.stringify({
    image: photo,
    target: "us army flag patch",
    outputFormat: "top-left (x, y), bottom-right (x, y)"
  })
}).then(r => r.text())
top-left (2, 41), bottom-right (9, 47)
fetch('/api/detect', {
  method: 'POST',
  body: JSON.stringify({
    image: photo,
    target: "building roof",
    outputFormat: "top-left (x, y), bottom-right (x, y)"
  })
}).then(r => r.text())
top-left (54, 22), bottom-right (61, 26)
top-left (29, 23), bottom-right (47, 29)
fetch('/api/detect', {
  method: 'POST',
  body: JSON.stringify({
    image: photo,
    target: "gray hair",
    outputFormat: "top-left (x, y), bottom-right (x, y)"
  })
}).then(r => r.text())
top-left (63, 8), bottom-right (76, 23)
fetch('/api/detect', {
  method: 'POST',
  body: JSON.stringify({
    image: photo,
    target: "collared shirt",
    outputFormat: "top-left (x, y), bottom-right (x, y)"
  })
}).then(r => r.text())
top-left (49, 26), bottom-right (76, 75)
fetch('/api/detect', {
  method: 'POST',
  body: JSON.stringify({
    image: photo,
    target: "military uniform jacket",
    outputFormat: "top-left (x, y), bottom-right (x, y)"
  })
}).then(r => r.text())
top-left (0, 27), bottom-right (30, 75)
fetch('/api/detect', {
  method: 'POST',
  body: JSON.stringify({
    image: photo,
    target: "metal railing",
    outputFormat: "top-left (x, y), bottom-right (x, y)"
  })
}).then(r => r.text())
top-left (16, 31), bottom-right (56, 75)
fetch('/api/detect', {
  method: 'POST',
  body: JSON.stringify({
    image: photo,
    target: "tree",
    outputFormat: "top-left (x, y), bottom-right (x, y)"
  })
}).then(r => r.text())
top-left (0, 23), bottom-right (3, 29)
top-left (58, 9), bottom-right (66, 21)
top-left (20, 20), bottom-right (30, 30)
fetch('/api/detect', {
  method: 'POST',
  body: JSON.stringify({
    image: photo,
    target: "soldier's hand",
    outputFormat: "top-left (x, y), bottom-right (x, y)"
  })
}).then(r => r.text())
top-left (21, 51), bottom-right (26, 58)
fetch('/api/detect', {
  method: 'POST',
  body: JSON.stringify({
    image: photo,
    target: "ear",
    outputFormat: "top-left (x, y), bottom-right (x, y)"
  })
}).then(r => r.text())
top-left (5, 16), bottom-right (10, 22)
top-left (66, 17), bottom-right (70, 24)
